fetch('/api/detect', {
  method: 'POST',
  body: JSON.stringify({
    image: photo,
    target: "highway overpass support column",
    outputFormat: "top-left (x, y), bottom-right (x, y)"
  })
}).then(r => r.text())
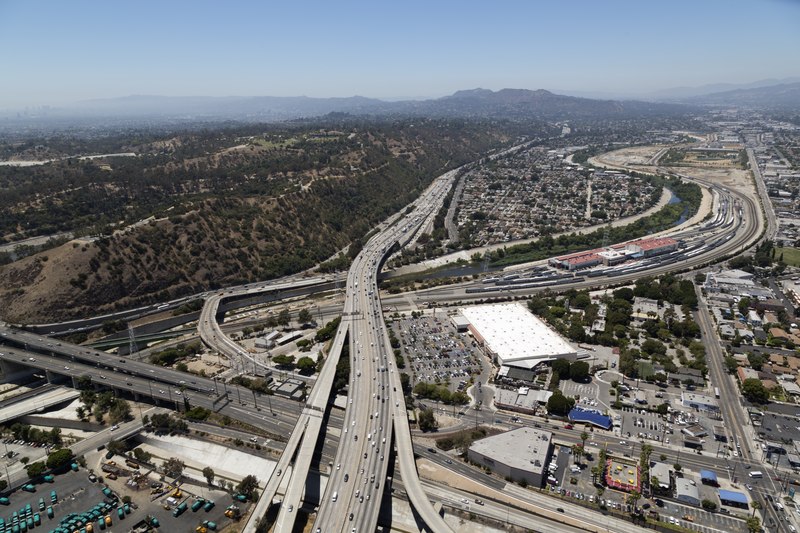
top-left (0, 360), bottom-right (36, 383)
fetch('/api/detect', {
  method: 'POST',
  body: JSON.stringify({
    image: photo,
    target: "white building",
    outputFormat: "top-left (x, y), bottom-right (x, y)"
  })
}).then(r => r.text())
top-left (468, 427), bottom-right (553, 487)
top-left (462, 303), bottom-right (577, 369)
top-left (681, 392), bottom-right (719, 413)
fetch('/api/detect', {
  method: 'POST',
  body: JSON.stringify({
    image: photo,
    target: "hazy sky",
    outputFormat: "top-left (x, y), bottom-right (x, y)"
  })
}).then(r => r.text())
top-left (1, 0), bottom-right (799, 107)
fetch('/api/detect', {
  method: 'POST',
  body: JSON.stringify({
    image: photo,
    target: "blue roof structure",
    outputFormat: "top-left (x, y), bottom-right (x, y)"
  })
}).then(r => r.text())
top-left (568, 407), bottom-right (612, 430)
top-left (700, 469), bottom-right (717, 482)
top-left (718, 490), bottom-right (748, 505)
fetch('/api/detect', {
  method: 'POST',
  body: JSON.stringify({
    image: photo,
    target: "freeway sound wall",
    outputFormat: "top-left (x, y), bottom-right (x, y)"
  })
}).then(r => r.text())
top-left (18, 415), bottom-right (103, 432)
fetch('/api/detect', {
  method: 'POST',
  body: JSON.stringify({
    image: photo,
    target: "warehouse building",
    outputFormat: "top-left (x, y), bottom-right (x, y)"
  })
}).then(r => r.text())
top-left (462, 303), bottom-right (577, 369)
top-left (625, 237), bottom-right (678, 257)
top-left (468, 427), bottom-right (553, 488)
top-left (549, 250), bottom-right (603, 271)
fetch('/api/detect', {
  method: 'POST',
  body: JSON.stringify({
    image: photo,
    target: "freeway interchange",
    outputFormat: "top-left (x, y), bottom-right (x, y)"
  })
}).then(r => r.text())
top-left (0, 138), bottom-right (775, 533)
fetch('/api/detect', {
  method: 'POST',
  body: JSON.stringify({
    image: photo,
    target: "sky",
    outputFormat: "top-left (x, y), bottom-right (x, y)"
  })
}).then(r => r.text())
top-left (1, 0), bottom-right (799, 108)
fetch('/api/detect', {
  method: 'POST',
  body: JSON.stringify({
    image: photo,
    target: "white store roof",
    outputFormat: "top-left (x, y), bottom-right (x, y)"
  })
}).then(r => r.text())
top-left (469, 427), bottom-right (552, 473)
top-left (462, 303), bottom-right (576, 367)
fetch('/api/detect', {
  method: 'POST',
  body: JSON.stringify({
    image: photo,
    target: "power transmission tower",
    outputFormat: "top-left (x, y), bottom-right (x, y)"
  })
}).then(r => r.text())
top-left (128, 324), bottom-right (138, 355)
top-left (601, 223), bottom-right (611, 249)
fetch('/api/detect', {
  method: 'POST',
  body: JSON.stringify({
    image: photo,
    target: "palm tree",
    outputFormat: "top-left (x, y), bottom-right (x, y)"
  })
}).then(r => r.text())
top-left (751, 500), bottom-right (761, 518)
top-left (627, 489), bottom-right (641, 512)
top-left (590, 465), bottom-right (600, 485)
top-left (650, 475), bottom-right (660, 494)
top-left (580, 431), bottom-right (589, 449)
top-left (572, 444), bottom-right (583, 465)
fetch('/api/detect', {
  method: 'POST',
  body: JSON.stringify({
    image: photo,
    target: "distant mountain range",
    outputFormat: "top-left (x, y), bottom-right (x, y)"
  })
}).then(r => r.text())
top-left (2, 80), bottom-right (798, 129)
top-left (23, 88), bottom-right (693, 123)
top-left (684, 82), bottom-right (800, 110)
top-left (641, 77), bottom-right (800, 101)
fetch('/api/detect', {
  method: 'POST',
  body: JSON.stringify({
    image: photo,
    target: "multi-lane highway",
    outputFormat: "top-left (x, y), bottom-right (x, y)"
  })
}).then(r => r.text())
top-left (1, 136), bottom-right (780, 533)
top-left (311, 169), bottom-right (462, 533)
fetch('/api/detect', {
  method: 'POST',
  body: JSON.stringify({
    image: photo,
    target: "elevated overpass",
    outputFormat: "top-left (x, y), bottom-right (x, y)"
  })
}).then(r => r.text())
top-left (0, 386), bottom-right (80, 423)
top-left (308, 165), bottom-right (463, 533)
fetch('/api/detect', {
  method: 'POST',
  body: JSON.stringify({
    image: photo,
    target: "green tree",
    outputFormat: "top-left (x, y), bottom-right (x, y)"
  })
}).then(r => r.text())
top-left (747, 352), bottom-right (764, 371)
top-left (569, 361), bottom-right (590, 382)
top-left (546, 390), bottom-right (575, 416)
top-left (742, 378), bottom-right (769, 403)
top-left (109, 399), bottom-right (132, 424)
top-left (572, 444), bottom-right (584, 465)
top-left (751, 500), bottom-right (761, 517)
top-left (106, 439), bottom-right (128, 456)
top-left (237, 474), bottom-right (260, 498)
top-left (297, 308), bottom-right (313, 323)
top-left (296, 356), bottom-right (316, 374)
top-left (701, 499), bottom-right (717, 511)
top-left (26, 461), bottom-right (46, 479)
top-left (133, 448), bottom-right (152, 463)
top-left (567, 322), bottom-right (586, 343)
top-left (45, 448), bottom-right (74, 470)
top-left (277, 309), bottom-right (291, 327)
top-left (627, 490), bottom-right (641, 511)
top-left (551, 358), bottom-right (570, 379)
top-left (163, 457), bottom-right (185, 478)
top-left (272, 354), bottom-right (296, 368)
top-left (203, 466), bottom-right (215, 485)
top-left (418, 407), bottom-right (438, 432)
top-left (580, 431), bottom-right (589, 450)
top-left (745, 516), bottom-right (760, 533)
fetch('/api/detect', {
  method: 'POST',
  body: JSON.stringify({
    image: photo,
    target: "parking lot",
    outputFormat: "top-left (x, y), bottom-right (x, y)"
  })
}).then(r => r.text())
top-left (86, 448), bottom-right (238, 532)
top-left (618, 405), bottom-right (675, 444)
top-left (0, 465), bottom-right (121, 532)
top-left (656, 497), bottom-right (748, 533)
top-left (391, 314), bottom-right (486, 393)
top-left (560, 380), bottom-right (611, 411)
top-left (2, 439), bottom-right (58, 480)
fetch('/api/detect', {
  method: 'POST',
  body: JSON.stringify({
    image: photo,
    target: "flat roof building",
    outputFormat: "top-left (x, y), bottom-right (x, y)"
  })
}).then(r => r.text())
top-left (468, 427), bottom-right (553, 488)
top-left (462, 303), bottom-right (577, 369)
top-left (681, 392), bottom-right (719, 413)
top-left (451, 315), bottom-right (471, 332)
top-left (549, 250), bottom-right (603, 271)
top-left (675, 478), bottom-right (701, 507)
top-left (495, 387), bottom-right (552, 415)
top-left (626, 237), bottom-right (678, 257)
top-left (274, 378), bottom-right (305, 400)
top-left (650, 462), bottom-right (671, 491)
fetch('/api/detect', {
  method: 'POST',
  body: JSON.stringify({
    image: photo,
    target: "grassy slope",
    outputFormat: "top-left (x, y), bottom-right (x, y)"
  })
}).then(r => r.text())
top-left (0, 120), bottom-right (533, 322)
